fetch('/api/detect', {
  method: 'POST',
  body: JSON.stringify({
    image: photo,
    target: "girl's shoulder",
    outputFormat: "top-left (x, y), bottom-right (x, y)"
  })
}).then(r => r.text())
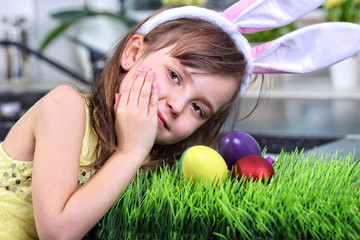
top-left (44, 85), bottom-right (85, 106)
top-left (33, 85), bottom-right (87, 135)
top-left (39, 85), bottom-right (86, 116)
top-left (2, 85), bottom-right (88, 162)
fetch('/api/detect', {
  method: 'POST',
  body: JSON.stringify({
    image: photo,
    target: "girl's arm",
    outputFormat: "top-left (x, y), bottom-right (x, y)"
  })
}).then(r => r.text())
top-left (32, 70), bottom-right (157, 239)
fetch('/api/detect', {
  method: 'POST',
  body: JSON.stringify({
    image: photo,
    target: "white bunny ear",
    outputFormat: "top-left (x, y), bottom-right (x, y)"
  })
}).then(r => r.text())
top-left (251, 22), bottom-right (360, 74)
top-left (136, 1), bottom-right (360, 95)
top-left (222, 0), bottom-right (326, 33)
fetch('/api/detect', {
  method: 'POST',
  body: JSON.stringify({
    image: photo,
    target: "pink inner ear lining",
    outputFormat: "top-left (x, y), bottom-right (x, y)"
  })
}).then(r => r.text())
top-left (252, 66), bottom-right (289, 74)
top-left (251, 40), bottom-right (276, 59)
top-left (223, 0), bottom-right (327, 34)
top-left (237, 27), bottom-right (274, 34)
top-left (221, 0), bottom-right (258, 22)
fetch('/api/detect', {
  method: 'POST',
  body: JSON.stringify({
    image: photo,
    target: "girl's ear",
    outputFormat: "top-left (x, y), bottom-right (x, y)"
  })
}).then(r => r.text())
top-left (121, 33), bottom-right (145, 70)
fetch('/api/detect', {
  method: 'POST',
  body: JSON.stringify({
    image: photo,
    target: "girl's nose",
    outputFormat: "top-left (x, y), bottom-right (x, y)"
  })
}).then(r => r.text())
top-left (166, 96), bottom-right (186, 117)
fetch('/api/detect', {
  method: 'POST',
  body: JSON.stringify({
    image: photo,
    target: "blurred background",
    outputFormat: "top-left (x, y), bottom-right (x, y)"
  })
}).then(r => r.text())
top-left (0, 0), bottom-right (359, 155)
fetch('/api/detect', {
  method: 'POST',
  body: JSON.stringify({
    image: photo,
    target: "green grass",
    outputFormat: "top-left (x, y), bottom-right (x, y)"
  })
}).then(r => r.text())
top-left (96, 150), bottom-right (360, 240)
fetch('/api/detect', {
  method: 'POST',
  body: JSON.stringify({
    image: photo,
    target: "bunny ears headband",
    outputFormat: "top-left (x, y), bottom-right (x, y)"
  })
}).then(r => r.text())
top-left (137, 0), bottom-right (360, 95)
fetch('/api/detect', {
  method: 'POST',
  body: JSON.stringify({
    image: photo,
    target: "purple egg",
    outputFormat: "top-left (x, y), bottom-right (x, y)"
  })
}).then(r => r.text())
top-left (218, 131), bottom-right (262, 167)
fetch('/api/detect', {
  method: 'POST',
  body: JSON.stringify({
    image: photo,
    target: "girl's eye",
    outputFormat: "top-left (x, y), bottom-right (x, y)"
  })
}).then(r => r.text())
top-left (191, 103), bottom-right (204, 117)
top-left (168, 69), bottom-right (180, 84)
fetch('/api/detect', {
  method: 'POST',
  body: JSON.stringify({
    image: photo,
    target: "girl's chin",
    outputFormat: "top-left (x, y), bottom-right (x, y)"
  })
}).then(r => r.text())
top-left (155, 136), bottom-right (185, 145)
top-left (154, 139), bottom-right (174, 145)
top-left (155, 130), bottom-right (192, 145)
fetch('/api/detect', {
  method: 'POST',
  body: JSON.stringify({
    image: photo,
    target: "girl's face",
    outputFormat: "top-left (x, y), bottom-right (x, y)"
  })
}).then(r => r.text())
top-left (123, 46), bottom-right (239, 145)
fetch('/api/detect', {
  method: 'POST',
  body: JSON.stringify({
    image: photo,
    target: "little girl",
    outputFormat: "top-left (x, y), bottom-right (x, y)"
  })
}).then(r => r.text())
top-left (1, 0), bottom-right (360, 238)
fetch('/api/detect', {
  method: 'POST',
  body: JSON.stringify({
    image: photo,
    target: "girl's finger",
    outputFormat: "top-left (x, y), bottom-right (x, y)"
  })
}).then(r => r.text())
top-left (119, 69), bottom-right (138, 93)
top-left (138, 70), bottom-right (154, 112)
top-left (127, 68), bottom-right (149, 107)
top-left (114, 93), bottom-right (121, 111)
top-left (148, 81), bottom-right (159, 117)
top-left (119, 70), bottom-right (140, 106)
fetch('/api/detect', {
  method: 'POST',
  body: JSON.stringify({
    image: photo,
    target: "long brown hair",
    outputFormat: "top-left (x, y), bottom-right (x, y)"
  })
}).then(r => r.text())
top-left (88, 6), bottom-right (248, 169)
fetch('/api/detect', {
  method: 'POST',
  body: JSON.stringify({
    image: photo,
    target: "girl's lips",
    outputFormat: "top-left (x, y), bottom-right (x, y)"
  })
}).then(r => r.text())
top-left (157, 111), bottom-right (168, 129)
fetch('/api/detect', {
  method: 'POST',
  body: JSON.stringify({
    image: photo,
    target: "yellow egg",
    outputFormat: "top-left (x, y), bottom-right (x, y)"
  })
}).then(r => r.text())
top-left (180, 145), bottom-right (228, 186)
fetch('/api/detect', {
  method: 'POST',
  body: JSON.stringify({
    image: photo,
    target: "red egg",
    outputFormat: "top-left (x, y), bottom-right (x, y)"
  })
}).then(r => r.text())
top-left (232, 155), bottom-right (275, 182)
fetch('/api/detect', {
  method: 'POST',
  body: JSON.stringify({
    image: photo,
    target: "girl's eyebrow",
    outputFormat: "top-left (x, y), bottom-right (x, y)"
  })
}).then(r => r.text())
top-left (200, 98), bottom-right (215, 117)
top-left (170, 59), bottom-right (193, 80)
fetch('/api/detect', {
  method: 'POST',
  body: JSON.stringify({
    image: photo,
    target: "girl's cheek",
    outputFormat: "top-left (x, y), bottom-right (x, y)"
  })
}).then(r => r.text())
top-left (119, 72), bottom-right (131, 92)
top-left (154, 79), bottom-right (164, 97)
top-left (119, 81), bottom-right (126, 92)
top-left (156, 83), bottom-right (162, 97)
top-left (180, 123), bottom-right (199, 138)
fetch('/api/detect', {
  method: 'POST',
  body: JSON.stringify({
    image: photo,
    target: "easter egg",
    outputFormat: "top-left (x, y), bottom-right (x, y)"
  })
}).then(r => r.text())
top-left (178, 147), bottom-right (189, 171)
top-left (218, 131), bottom-right (261, 168)
top-left (180, 145), bottom-right (228, 185)
top-left (232, 155), bottom-right (275, 182)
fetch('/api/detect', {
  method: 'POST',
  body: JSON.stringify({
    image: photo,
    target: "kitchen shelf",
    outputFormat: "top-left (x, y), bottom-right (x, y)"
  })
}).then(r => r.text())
top-left (243, 69), bottom-right (360, 101)
top-left (0, 79), bottom-right (90, 93)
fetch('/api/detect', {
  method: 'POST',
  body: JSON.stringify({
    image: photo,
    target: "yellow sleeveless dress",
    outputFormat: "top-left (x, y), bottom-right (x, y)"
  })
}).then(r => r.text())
top-left (0, 96), bottom-right (98, 239)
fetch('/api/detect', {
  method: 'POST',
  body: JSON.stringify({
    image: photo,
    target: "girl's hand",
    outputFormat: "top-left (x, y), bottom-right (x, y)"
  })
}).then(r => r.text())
top-left (114, 68), bottom-right (158, 159)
